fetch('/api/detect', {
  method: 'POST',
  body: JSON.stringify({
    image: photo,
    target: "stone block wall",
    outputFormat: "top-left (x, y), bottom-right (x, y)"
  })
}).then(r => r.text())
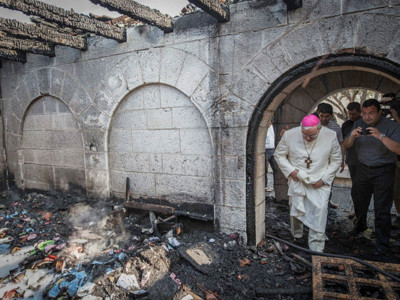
top-left (0, 113), bottom-right (5, 188)
top-left (22, 96), bottom-right (85, 193)
top-left (109, 84), bottom-right (214, 204)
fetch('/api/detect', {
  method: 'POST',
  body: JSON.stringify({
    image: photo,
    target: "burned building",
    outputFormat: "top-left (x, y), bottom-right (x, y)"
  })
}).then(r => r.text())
top-left (0, 0), bottom-right (399, 248)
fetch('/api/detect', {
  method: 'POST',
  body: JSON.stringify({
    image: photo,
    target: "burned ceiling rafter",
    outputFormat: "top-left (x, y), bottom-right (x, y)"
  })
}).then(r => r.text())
top-left (282, 0), bottom-right (302, 10)
top-left (0, 34), bottom-right (55, 57)
top-left (89, 0), bottom-right (173, 33)
top-left (0, 0), bottom-right (126, 42)
top-left (0, 47), bottom-right (26, 63)
top-left (188, 0), bottom-right (229, 22)
top-left (0, 17), bottom-right (88, 51)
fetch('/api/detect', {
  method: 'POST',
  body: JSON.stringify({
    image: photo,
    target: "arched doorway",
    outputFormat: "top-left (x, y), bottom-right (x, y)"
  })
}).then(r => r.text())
top-left (246, 54), bottom-right (400, 246)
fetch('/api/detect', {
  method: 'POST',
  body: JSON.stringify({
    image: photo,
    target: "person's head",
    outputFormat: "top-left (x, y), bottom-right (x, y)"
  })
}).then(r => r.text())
top-left (346, 102), bottom-right (361, 122)
top-left (301, 114), bottom-right (322, 142)
top-left (361, 99), bottom-right (382, 126)
top-left (317, 103), bottom-right (333, 126)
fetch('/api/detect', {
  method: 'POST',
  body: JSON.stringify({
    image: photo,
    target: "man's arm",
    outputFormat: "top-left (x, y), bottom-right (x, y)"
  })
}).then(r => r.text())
top-left (339, 141), bottom-right (345, 173)
top-left (342, 127), bottom-right (361, 150)
top-left (391, 109), bottom-right (400, 124)
top-left (367, 127), bottom-right (400, 155)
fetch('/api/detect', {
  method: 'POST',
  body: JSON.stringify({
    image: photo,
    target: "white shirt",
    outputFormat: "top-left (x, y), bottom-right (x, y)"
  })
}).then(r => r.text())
top-left (265, 125), bottom-right (275, 149)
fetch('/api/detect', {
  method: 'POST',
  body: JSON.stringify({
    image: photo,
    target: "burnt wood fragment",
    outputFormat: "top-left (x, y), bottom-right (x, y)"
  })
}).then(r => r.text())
top-left (0, 35), bottom-right (55, 56)
top-left (0, 47), bottom-right (26, 62)
top-left (255, 287), bottom-right (312, 296)
top-left (124, 201), bottom-right (175, 215)
top-left (90, 0), bottom-right (173, 32)
top-left (282, 0), bottom-right (302, 10)
top-left (0, 17), bottom-right (87, 50)
top-left (188, 0), bottom-right (229, 22)
top-left (0, 0), bottom-right (126, 42)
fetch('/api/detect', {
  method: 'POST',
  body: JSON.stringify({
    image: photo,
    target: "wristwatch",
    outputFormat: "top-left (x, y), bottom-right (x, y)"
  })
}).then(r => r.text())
top-left (379, 133), bottom-right (386, 141)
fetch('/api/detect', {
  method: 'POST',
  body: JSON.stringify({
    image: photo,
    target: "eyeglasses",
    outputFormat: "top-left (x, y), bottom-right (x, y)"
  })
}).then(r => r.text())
top-left (361, 111), bottom-right (378, 117)
top-left (302, 133), bottom-right (319, 139)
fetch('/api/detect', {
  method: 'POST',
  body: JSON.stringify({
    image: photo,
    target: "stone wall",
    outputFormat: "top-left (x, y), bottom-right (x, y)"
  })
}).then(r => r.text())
top-left (0, 104), bottom-right (4, 188)
top-left (22, 96), bottom-right (85, 192)
top-left (0, 0), bottom-right (399, 243)
top-left (109, 84), bottom-right (214, 204)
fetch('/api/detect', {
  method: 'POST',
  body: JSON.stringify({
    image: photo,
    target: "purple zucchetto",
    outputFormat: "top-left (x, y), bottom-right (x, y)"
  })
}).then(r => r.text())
top-left (301, 114), bottom-right (320, 127)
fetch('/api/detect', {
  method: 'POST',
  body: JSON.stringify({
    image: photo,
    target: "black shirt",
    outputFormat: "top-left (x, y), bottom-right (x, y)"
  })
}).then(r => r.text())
top-left (342, 119), bottom-right (358, 165)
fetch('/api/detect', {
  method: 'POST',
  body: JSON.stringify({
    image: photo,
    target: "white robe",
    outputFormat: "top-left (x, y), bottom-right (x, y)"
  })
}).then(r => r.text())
top-left (274, 126), bottom-right (342, 233)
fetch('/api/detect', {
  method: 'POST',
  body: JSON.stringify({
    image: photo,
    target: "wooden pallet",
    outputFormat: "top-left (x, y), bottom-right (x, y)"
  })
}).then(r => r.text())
top-left (312, 256), bottom-right (400, 299)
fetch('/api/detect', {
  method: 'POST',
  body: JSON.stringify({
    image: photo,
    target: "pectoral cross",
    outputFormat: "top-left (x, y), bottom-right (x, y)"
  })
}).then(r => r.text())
top-left (305, 157), bottom-right (312, 169)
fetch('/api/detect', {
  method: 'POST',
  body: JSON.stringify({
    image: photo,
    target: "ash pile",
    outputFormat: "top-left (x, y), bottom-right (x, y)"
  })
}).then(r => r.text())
top-left (0, 190), bottom-right (314, 300)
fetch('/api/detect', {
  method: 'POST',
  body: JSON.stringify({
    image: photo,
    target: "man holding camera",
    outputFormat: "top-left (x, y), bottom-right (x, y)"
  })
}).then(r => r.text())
top-left (343, 99), bottom-right (400, 255)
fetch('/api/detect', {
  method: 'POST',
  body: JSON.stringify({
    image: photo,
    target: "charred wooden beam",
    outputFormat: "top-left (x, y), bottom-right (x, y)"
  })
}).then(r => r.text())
top-left (90, 0), bottom-right (173, 32)
top-left (188, 0), bottom-right (229, 22)
top-left (124, 201), bottom-right (175, 214)
top-left (0, 47), bottom-right (26, 63)
top-left (0, 17), bottom-right (87, 50)
top-left (0, 0), bottom-right (126, 42)
top-left (282, 0), bottom-right (302, 10)
top-left (0, 35), bottom-right (55, 56)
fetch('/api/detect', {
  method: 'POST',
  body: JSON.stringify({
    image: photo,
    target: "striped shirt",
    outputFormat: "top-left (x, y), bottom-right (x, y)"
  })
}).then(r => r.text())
top-left (326, 119), bottom-right (343, 143)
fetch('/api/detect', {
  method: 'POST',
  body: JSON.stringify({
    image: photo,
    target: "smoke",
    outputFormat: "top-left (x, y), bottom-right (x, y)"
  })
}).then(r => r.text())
top-left (64, 203), bottom-right (129, 261)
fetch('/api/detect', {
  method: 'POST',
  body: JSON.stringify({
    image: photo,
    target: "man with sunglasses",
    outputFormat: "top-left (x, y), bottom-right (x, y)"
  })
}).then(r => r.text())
top-left (275, 114), bottom-right (342, 252)
top-left (343, 99), bottom-right (400, 255)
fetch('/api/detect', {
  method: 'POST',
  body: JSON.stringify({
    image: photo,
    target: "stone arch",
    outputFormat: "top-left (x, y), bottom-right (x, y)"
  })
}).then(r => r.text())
top-left (93, 47), bottom-right (217, 131)
top-left (108, 83), bottom-right (215, 208)
top-left (21, 95), bottom-right (86, 193)
top-left (246, 54), bottom-right (400, 246)
top-left (5, 67), bottom-right (93, 191)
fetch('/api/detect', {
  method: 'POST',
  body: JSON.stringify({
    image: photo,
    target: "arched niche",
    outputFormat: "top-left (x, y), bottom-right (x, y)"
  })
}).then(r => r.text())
top-left (108, 84), bottom-right (215, 210)
top-left (22, 96), bottom-right (86, 193)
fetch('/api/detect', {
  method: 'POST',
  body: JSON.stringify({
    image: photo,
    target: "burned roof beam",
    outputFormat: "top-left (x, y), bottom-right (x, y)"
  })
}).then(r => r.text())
top-left (282, 0), bottom-right (302, 10)
top-left (0, 17), bottom-right (87, 50)
top-left (0, 35), bottom-right (55, 57)
top-left (0, 47), bottom-right (26, 62)
top-left (188, 0), bottom-right (229, 22)
top-left (90, 0), bottom-right (173, 32)
top-left (0, 0), bottom-right (126, 42)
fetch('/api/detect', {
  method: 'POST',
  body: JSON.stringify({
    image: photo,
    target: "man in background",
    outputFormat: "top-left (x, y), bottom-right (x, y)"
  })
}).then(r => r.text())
top-left (265, 120), bottom-right (278, 192)
top-left (317, 103), bottom-right (344, 208)
top-left (341, 102), bottom-right (362, 218)
top-left (343, 99), bottom-right (400, 254)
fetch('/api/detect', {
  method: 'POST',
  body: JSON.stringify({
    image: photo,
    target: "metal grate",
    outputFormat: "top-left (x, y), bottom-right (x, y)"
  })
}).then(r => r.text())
top-left (312, 255), bottom-right (400, 300)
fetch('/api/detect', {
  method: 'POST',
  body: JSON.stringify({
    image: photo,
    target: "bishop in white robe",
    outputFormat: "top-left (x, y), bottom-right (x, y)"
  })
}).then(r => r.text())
top-left (274, 115), bottom-right (342, 252)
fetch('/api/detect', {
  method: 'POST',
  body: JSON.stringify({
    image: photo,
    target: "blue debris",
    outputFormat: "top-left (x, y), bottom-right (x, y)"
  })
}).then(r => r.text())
top-left (6, 212), bottom-right (18, 219)
top-left (47, 270), bottom-right (87, 298)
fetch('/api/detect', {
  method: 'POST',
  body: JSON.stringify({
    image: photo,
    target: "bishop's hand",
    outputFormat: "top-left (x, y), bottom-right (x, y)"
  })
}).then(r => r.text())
top-left (312, 179), bottom-right (324, 189)
top-left (289, 169), bottom-right (299, 182)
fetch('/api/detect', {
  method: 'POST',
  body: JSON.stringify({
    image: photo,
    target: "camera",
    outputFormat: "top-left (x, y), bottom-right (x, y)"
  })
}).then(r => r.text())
top-left (359, 128), bottom-right (371, 135)
top-left (381, 93), bottom-right (400, 118)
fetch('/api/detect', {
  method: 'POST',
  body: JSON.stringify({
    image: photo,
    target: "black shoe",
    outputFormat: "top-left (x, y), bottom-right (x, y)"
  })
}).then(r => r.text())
top-left (350, 226), bottom-right (367, 236)
top-left (329, 201), bottom-right (338, 208)
top-left (348, 211), bottom-right (355, 219)
top-left (373, 248), bottom-right (385, 256)
top-left (392, 216), bottom-right (400, 229)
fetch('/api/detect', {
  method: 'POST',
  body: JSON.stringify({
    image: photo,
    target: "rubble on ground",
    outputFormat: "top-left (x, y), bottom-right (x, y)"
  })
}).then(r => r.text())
top-left (0, 190), bottom-right (399, 299)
